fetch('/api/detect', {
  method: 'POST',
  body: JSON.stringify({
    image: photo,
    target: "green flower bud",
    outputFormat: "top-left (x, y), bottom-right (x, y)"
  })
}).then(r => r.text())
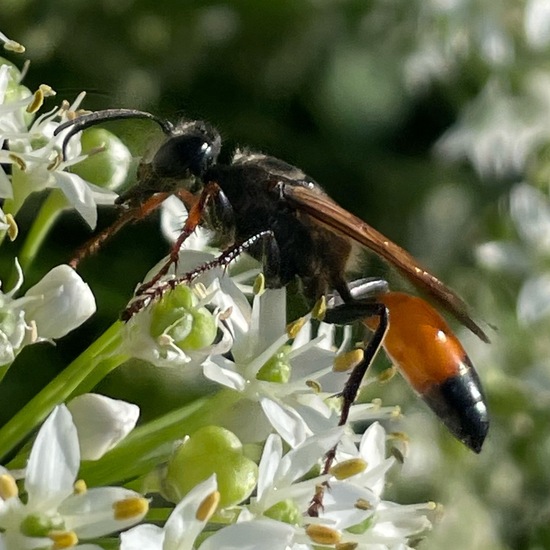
top-left (71, 128), bottom-right (132, 190)
top-left (165, 425), bottom-right (258, 508)
top-left (150, 286), bottom-right (217, 351)
top-left (256, 345), bottom-right (292, 384)
top-left (264, 499), bottom-right (301, 526)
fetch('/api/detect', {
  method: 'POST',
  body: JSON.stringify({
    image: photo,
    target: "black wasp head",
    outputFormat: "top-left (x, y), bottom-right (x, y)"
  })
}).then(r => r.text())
top-left (152, 120), bottom-right (221, 179)
top-left (54, 109), bottom-right (222, 207)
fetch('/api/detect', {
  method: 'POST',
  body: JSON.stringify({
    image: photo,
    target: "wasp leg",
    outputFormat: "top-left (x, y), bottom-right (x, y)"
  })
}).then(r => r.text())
top-left (134, 181), bottom-right (225, 295)
top-left (308, 296), bottom-right (389, 517)
top-left (69, 192), bottom-right (170, 269)
top-left (122, 229), bottom-right (276, 321)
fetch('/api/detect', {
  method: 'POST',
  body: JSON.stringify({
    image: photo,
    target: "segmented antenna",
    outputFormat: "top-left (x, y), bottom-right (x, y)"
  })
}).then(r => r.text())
top-left (54, 108), bottom-right (175, 159)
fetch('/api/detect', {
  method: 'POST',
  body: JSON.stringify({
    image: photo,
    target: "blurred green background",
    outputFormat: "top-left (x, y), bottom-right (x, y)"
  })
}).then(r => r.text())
top-left (3, 1), bottom-right (550, 549)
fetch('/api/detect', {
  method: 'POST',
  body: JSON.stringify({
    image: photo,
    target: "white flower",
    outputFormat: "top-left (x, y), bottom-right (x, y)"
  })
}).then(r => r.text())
top-left (0, 61), bottom-right (120, 227)
top-left (202, 284), bottom-right (342, 447)
top-left (0, 405), bottom-right (148, 549)
top-left (436, 74), bottom-right (550, 179)
top-left (23, 264), bottom-right (96, 339)
top-left (249, 429), bottom-right (343, 517)
top-left (67, 393), bottom-right (139, 461)
top-left (0, 263), bottom-right (96, 365)
top-left (121, 253), bottom-right (234, 368)
top-left (121, 475), bottom-right (218, 550)
top-left (476, 183), bottom-right (550, 324)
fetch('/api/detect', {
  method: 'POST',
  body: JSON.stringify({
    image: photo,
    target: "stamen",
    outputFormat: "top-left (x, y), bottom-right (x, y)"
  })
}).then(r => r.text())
top-left (253, 273), bottom-right (265, 296)
top-left (5, 214), bottom-right (18, 241)
top-left (330, 458), bottom-right (367, 480)
top-left (287, 316), bottom-right (307, 339)
top-left (196, 490), bottom-right (220, 522)
top-left (73, 479), bottom-right (87, 494)
top-left (306, 524), bottom-right (342, 545)
top-left (0, 473), bottom-right (18, 499)
top-left (312, 296), bottom-right (326, 320)
top-left (113, 496), bottom-right (149, 520)
top-left (333, 349), bottom-right (364, 372)
top-left (48, 530), bottom-right (78, 550)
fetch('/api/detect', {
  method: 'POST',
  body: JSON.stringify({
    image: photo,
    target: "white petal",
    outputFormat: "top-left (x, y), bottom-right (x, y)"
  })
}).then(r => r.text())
top-left (320, 481), bottom-right (378, 530)
top-left (67, 394), bottom-right (139, 460)
top-left (60, 487), bottom-right (146, 537)
top-left (160, 195), bottom-right (213, 250)
top-left (54, 171), bottom-right (99, 228)
top-left (277, 427), bottom-right (344, 486)
top-left (203, 358), bottom-right (246, 391)
top-left (26, 405), bottom-right (79, 509)
top-left (260, 398), bottom-right (309, 448)
top-left (198, 518), bottom-right (295, 550)
top-left (359, 422), bottom-right (386, 468)
top-left (257, 434), bottom-right (283, 502)
top-left (164, 475), bottom-right (218, 550)
top-left (121, 524), bottom-right (164, 550)
top-left (24, 265), bottom-right (96, 338)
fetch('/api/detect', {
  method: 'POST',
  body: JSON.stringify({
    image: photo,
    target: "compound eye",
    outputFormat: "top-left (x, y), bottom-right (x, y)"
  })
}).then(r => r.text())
top-left (153, 135), bottom-right (216, 178)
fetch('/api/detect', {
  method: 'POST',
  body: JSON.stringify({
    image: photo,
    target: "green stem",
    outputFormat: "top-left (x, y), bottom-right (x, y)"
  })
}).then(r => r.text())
top-left (17, 189), bottom-right (68, 274)
top-left (79, 388), bottom-right (241, 486)
top-left (0, 321), bottom-right (125, 461)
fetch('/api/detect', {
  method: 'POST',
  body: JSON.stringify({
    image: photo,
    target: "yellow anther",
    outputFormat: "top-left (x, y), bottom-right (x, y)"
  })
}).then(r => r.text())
top-left (305, 379), bottom-right (322, 393)
top-left (193, 282), bottom-right (207, 299)
top-left (0, 473), bottom-right (18, 499)
top-left (287, 316), bottom-right (307, 339)
top-left (388, 431), bottom-right (409, 443)
top-left (378, 365), bottom-right (397, 383)
top-left (113, 496), bottom-right (149, 521)
top-left (390, 405), bottom-right (402, 420)
top-left (333, 349), bottom-right (364, 372)
top-left (354, 498), bottom-right (372, 510)
top-left (330, 458), bottom-right (367, 480)
top-left (196, 490), bottom-right (220, 522)
top-left (39, 84), bottom-right (56, 97)
top-left (48, 530), bottom-right (78, 549)
top-left (73, 479), bottom-right (87, 495)
top-left (253, 273), bottom-right (265, 296)
top-left (305, 524), bottom-right (342, 545)
top-left (5, 214), bottom-right (18, 241)
top-left (219, 306), bottom-right (233, 321)
top-left (3, 40), bottom-right (25, 53)
top-left (47, 150), bottom-right (63, 171)
top-left (8, 153), bottom-right (26, 171)
top-left (26, 88), bottom-right (44, 113)
top-left (312, 296), bottom-right (327, 320)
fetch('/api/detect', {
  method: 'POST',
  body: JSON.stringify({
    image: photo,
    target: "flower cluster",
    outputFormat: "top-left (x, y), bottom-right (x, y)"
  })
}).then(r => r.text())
top-left (0, 34), bottom-right (434, 549)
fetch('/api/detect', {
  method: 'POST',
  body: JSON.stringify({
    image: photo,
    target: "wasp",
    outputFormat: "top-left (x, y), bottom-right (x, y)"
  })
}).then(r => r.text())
top-left (56, 109), bottom-right (490, 458)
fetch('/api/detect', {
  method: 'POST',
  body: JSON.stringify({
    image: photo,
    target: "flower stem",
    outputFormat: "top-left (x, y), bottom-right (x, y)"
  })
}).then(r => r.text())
top-left (0, 321), bottom-right (125, 461)
top-left (18, 189), bottom-right (68, 274)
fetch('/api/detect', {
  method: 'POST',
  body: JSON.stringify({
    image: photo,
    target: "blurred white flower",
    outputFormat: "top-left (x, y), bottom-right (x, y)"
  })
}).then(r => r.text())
top-left (477, 183), bottom-right (550, 325)
top-left (437, 73), bottom-right (550, 179)
top-left (67, 393), bottom-right (140, 461)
